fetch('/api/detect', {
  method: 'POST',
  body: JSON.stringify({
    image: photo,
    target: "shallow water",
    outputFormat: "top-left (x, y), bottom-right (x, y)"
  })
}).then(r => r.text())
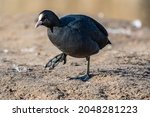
top-left (0, 0), bottom-right (150, 26)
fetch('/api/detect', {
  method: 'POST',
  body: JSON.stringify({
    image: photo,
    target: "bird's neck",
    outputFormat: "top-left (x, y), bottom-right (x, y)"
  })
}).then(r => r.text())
top-left (52, 15), bottom-right (61, 27)
top-left (50, 17), bottom-right (61, 33)
top-left (48, 26), bottom-right (62, 34)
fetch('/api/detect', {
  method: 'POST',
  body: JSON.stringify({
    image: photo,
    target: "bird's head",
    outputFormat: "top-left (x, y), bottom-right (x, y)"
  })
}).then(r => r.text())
top-left (35, 10), bottom-right (60, 29)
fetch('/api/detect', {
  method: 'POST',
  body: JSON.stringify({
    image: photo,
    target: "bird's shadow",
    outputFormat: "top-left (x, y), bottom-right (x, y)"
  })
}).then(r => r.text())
top-left (68, 65), bottom-right (150, 82)
top-left (68, 74), bottom-right (95, 82)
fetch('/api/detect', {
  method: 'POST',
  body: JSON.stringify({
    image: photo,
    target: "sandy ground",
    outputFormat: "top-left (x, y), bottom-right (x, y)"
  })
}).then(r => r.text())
top-left (0, 14), bottom-right (150, 100)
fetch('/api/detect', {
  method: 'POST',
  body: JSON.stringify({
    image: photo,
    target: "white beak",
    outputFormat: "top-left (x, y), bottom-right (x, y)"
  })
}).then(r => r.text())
top-left (35, 20), bottom-right (43, 28)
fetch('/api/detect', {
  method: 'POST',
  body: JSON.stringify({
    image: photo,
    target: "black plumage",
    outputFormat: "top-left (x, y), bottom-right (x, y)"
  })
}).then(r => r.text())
top-left (35, 10), bottom-right (111, 81)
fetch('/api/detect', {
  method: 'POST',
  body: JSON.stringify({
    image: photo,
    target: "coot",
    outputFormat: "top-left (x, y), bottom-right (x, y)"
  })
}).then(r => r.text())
top-left (35, 10), bottom-right (111, 80)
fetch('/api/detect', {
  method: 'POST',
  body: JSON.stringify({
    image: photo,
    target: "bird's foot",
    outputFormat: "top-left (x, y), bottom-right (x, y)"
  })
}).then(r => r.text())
top-left (81, 74), bottom-right (91, 81)
top-left (45, 53), bottom-right (66, 70)
top-left (69, 74), bottom-right (91, 82)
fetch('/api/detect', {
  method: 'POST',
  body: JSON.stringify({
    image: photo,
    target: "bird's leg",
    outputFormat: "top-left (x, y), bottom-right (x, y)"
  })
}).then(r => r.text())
top-left (68, 57), bottom-right (91, 82)
top-left (86, 57), bottom-right (90, 76)
top-left (45, 53), bottom-right (67, 70)
top-left (82, 57), bottom-right (90, 81)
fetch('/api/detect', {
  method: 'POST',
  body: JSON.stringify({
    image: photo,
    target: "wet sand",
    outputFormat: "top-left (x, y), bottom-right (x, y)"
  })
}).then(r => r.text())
top-left (0, 14), bottom-right (150, 99)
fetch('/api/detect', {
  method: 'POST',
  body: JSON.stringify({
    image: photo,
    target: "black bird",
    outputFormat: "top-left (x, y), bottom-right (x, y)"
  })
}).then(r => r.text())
top-left (35, 10), bottom-right (111, 81)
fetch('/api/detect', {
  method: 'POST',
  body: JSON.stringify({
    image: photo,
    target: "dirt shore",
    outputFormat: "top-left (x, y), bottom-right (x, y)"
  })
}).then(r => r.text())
top-left (0, 14), bottom-right (150, 99)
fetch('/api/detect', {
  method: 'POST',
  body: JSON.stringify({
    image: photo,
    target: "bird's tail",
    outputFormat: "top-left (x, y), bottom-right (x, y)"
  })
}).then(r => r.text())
top-left (107, 39), bottom-right (112, 45)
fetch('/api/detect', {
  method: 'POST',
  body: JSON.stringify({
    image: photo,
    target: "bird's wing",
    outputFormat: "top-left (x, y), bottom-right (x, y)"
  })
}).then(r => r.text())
top-left (61, 15), bottom-right (108, 36)
top-left (89, 18), bottom-right (112, 45)
top-left (60, 15), bottom-right (110, 49)
top-left (89, 17), bottom-right (108, 37)
top-left (60, 15), bottom-right (76, 26)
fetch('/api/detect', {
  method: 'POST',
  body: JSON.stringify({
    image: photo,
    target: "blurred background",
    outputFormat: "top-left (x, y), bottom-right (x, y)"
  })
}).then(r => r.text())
top-left (0, 0), bottom-right (149, 27)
